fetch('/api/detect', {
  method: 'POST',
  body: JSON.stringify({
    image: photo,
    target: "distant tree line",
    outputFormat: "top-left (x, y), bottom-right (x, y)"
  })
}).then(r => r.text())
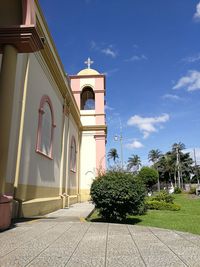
top-left (107, 142), bottom-right (199, 189)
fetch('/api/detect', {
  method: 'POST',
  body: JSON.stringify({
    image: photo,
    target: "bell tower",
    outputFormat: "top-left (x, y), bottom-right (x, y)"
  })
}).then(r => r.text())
top-left (69, 58), bottom-right (107, 201)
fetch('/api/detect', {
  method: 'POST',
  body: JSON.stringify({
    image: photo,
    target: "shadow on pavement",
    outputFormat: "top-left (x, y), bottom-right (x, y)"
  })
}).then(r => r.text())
top-left (89, 217), bottom-right (142, 225)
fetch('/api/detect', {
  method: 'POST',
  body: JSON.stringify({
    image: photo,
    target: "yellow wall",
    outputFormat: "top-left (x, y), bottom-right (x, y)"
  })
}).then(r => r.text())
top-left (6, 54), bottom-right (29, 186)
top-left (80, 131), bottom-right (96, 193)
top-left (6, 52), bottom-right (81, 203)
top-left (66, 114), bottom-right (79, 195)
top-left (14, 53), bottom-right (63, 201)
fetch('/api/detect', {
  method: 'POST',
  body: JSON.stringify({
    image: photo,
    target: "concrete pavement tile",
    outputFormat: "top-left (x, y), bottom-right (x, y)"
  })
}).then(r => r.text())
top-left (175, 230), bottom-right (200, 247)
top-left (128, 226), bottom-right (188, 267)
top-left (138, 250), bottom-right (187, 267)
top-left (71, 237), bottom-right (107, 257)
top-left (107, 235), bottom-right (139, 257)
top-left (86, 222), bottom-right (108, 234)
top-left (66, 256), bottom-right (105, 267)
top-left (0, 223), bottom-right (72, 267)
top-left (27, 256), bottom-right (67, 267)
top-left (0, 226), bottom-right (30, 241)
top-left (0, 255), bottom-right (31, 267)
top-left (106, 256), bottom-right (146, 267)
top-left (39, 224), bottom-right (91, 258)
top-left (0, 223), bottom-right (57, 257)
top-left (1, 203), bottom-right (200, 267)
top-left (108, 224), bottom-right (130, 235)
top-left (129, 224), bottom-right (152, 233)
top-left (149, 227), bottom-right (200, 266)
top-left (137, 245), bottom-right (186, 266)
top-left (170, 246), bottom-right (200, 267)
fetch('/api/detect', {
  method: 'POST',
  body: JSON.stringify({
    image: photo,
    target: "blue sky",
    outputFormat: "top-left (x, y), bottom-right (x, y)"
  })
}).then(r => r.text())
top-left (40, 0), bottom-right (200, 165)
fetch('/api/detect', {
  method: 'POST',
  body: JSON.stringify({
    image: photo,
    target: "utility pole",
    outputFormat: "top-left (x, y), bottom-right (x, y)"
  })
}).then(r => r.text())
top-left (114, 118), bottom-right (123, 170)
top-left (176, 146), bottom-right (181, 188)
top-left (119, 119), bottom-right (123, 170)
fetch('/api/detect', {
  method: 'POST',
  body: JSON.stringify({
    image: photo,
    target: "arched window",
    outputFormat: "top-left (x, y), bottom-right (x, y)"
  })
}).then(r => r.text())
top-left (70, 136), bottom-right (77, 172)
top-left (81, 87), bottom-right (95, 110)
top-left (36, 95), bottom-right (56, 159)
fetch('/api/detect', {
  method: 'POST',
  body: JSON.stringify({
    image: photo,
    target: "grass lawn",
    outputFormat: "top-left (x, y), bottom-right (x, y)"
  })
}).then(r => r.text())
top-left (88, 194), bottom-right (200, 235)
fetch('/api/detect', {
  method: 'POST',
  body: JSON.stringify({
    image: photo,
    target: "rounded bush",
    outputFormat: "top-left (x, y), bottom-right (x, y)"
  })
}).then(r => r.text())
top-left (90, 171), bottom-right (146, 221)
top-left (146, 200), bottom-right (181, 211)
top-left (189, 187), bottom-right (196, 194)
top-left (174, 187), bottom-right (182, 194)
top-left (152, 191), bottom-right (174, 203)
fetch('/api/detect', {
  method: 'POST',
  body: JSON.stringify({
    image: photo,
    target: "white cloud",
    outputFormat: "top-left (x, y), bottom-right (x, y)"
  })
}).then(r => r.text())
top-left (133, 44), bottom-right (139, 49)
top-left (182, 53), bottom-right (200, 63)
top-left (125, 54), bottom-right (147, 62)
top-left (194, 2), bottom-right (200, 21)
top-left (90, 41), bottom-right (117, 58)
top-left (101, 47), bottom-right (117, 58)
top-left (90, 40), bottom-right (97, 49)
top-left (173, 70), bottom-right (200, 91)
top-left (105, 104), bottom-right (114, 111)
top-left (127, 114), bottom-right (170, 139)
top-left (162, 94), bottom-right (181, 100)
top-left (125, 140), bottom-right (144, 149)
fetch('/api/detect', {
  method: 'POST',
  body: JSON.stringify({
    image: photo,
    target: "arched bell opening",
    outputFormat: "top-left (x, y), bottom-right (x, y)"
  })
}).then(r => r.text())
top-left (81, 86), bottom-right (95, 110)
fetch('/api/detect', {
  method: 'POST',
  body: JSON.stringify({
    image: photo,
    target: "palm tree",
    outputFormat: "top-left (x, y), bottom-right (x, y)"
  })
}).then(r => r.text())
top-left (179, 152), bottom-right (193, 186)
top-left (107, 148), bottom-right (119, 164)
top-left (172, 142), bottom-right (186, 188)
top-left (127, 154), bottom-right (141, 174)
top-left (148, 149), bottom-right (162, 191)
top-left (172, 142), bottom-right (186, 153)
top-left (157, 145), bottom-right (193, 189)
top-left (157, 152), bottom-right (175, 186)
top-left (148, 149), bottom-right (162, 164)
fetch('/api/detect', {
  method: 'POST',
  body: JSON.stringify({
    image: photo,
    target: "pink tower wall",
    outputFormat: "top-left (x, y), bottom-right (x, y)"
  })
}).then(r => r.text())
top-left (70, 74), bottom-right (106, 172)
top-left (70, 78), bottom-right (80, 109)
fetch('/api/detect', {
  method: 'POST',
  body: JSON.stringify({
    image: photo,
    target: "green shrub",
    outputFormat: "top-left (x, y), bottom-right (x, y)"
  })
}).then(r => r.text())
top-left (138, 167), bottom-right (159, 190)
top-left (152, 191), bottom-right (174, 203)
top-left (146, 200), bottom-right (181, 211)
top-left (90, 171), bottom-right (146, 221)
top-left (189, 187), bottom-right (196, 194)
top-left (174, 187), bottom-right (182, 194)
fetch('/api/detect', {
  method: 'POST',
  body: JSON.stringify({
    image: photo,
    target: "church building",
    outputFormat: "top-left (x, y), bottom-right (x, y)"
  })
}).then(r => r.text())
top-left (0, 0), bottom-right (107, 217)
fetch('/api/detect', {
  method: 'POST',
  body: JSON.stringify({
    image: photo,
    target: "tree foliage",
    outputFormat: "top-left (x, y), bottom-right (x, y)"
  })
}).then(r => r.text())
top-left (138, 167), bottom-right (159, 190)
top-left (127, 154), bottom-right (141, 173)
top-left (148, 149), bottom-right (162, 191)
top-left (126, 141), bottom-right (194, 190)
top-left (156, 145), bottom-right (193, 186)
top-left (148, 149), bottom-right (162, 164)
top-left (107, 148), bottom-right (119, 163)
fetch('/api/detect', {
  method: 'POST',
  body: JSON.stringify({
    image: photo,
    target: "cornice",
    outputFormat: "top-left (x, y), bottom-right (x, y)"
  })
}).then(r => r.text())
top-left (69, 74), bottom-right (105, 79)
top-left (0, 0), bottom-right (44, 54)
top-left (80, 113), bottom-right (105, 117)
top-left (82, 125), bottom-right (107, 133)
top-left (0, 26), bottom-right (44, 53)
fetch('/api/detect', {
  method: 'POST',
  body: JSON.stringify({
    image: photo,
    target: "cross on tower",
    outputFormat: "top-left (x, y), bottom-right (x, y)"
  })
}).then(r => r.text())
top-left (84, 57), bottom-right (94, 69)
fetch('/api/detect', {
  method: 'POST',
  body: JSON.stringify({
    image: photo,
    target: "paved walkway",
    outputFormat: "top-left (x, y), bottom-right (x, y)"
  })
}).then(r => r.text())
top-left (0, 203), bottom-right (200, 267)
